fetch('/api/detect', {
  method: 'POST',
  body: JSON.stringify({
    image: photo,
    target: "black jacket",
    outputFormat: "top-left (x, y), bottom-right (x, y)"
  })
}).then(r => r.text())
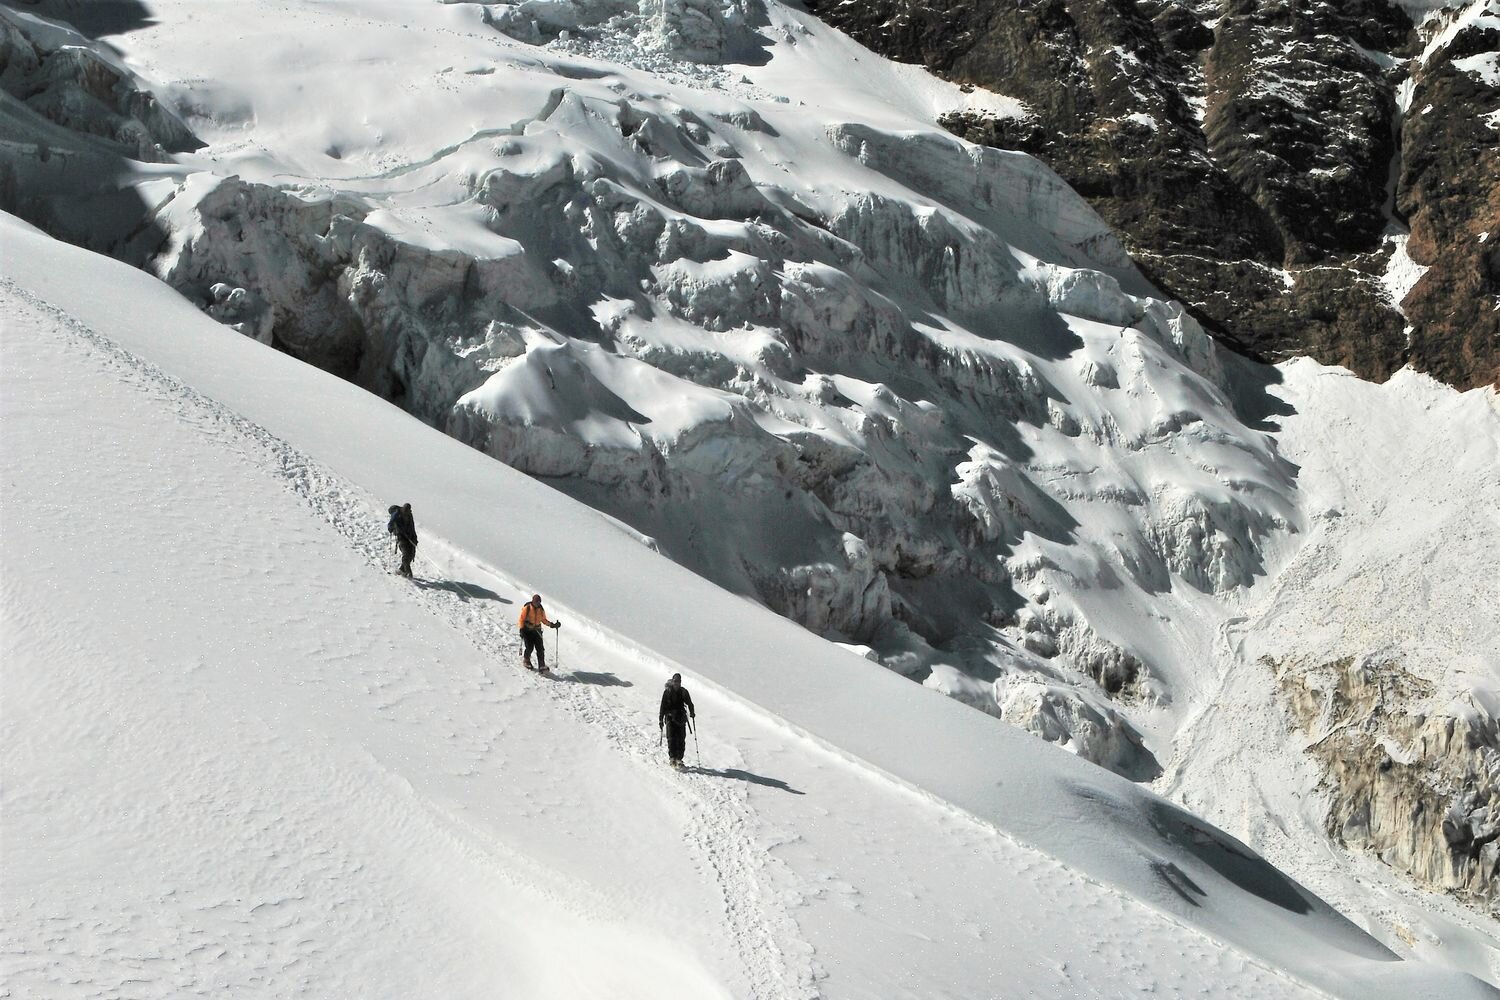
top-left (388, 505), bottom-right (418, 546)
top-left (659, 683), bottom-right (695, 726)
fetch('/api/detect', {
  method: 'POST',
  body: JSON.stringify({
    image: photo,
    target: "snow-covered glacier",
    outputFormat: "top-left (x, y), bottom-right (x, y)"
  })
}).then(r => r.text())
top-left (1, 0), bottom-right (1301, 779)
top-left (2, 0), bottom-right (1496, 975)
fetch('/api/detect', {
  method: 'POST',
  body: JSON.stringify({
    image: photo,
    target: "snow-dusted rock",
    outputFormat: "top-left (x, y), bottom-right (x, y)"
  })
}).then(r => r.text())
top-left (811, 0), bottom-right (1499, 389)
top-left (1280, 655), bottom-right (1500, 914)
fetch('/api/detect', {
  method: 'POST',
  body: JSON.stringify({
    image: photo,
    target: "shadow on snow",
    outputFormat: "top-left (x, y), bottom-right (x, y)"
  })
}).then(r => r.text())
top-left (564, 671), bottom-right (633, 688)
top-left (413, 578), bottom-right (511, 603)
top-left (685, 766), bottom-right (805, 795)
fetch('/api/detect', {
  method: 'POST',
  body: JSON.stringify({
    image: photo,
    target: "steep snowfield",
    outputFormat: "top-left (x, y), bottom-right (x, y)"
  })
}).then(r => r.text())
top-left (4, 215), bottom-right (1494, 998)
top-left (3, 0), bottom-right (1498, 986)
top-left (1, 0), bottom-right (1305, 783)
top-left (1165, 360), bottom-right (1500, 975)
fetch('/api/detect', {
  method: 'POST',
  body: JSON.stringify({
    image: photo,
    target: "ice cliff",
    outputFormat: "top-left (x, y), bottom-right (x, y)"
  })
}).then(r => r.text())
top-left (67, 2), bottom-right (1302, 783)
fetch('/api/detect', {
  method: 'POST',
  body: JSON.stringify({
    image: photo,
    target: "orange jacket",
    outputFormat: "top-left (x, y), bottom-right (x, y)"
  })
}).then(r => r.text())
top-left (518, 600), bottom-right (554, 630)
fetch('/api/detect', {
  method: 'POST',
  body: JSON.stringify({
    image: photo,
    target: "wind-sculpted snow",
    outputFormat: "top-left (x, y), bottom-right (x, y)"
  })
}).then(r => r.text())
top-left (5, 212), bottom-right (1496, 998)
top-left (0, 0), bottom-right (1306, 780)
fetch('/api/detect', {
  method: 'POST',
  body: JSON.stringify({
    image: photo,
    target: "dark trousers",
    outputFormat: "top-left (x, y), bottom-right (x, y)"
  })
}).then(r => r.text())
top-left (521, 627), bottom-right (545, 668)
top-left (397, 539), bottom-right (415, 576)
top-left (665, 718), bottom-right (687, 762)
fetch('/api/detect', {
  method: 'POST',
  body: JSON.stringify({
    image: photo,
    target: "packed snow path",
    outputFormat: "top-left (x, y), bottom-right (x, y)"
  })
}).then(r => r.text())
top-left (4, 218), bottom-right (1494, 998)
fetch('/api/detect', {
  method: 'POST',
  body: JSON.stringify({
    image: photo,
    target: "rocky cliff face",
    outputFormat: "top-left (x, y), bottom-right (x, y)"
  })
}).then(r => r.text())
top-left (1277, 655), bottom-right (1498, 915)
top-left (1399, 1), bottom-right (1500, 388)
top-left (807, 0), bottom-right (1500, 390)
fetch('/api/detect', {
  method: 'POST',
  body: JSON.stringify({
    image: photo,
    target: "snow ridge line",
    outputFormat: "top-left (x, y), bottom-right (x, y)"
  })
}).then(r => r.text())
top-left (559, 609), bottom-right (1353, 999)
top-left (2, 278), bottom-right (819, 1000)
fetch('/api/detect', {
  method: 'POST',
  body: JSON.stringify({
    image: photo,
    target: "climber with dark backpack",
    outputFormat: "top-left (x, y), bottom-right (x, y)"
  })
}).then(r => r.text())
top-left (387, 502), bottom-right (418, 577)
top-left (658, 673), bottom-right (696, 769)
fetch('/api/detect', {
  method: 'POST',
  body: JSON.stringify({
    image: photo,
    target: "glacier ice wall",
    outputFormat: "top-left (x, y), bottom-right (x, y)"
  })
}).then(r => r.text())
top-left (5, 1), bottom-right (1302, 781)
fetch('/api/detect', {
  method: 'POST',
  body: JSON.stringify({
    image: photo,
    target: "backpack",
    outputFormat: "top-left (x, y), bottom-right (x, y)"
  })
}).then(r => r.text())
top-left (387, 505), bottom-right (415, 544)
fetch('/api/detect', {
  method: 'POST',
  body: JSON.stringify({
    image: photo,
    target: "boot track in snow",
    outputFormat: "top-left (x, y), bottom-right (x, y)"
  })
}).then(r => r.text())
top-left (3, 277), bottom-right (822, 1000)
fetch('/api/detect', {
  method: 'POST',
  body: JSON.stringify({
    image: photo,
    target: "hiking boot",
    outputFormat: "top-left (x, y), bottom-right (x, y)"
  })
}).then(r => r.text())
top-left (522, 658), bottom-right (533, 671)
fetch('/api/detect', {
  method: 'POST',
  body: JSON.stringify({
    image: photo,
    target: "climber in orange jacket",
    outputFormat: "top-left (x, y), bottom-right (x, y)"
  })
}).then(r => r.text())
top-left (518, 594), bottom-right (561, 672)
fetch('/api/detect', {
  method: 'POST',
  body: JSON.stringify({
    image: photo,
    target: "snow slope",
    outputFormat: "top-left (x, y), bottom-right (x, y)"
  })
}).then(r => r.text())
top-left (1163, 360), bottom-right (1500, 975)
top-left (3, 0), bottom-right (1498, 985)
top-left (1, 0), bottom-right (1304, 785)
top-left (3, 215), bottom-right (1494, 997)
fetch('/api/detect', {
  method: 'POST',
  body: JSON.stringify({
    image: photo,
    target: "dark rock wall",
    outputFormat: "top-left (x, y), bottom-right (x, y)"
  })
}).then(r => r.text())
top-left (808, 0), bottom-right (1499, 389)
top-left (1399, 14), bottom-right (1500, 389)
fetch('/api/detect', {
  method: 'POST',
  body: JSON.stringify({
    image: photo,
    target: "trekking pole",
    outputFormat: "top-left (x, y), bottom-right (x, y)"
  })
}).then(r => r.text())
top-left (691, 717), bottom-right (700, 766)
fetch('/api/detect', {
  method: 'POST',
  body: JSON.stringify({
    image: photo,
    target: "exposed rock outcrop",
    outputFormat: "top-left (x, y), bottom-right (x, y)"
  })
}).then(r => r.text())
top-left (1398, 2), bottom-right (1500, 388)
top-left (1277, 654), bottom-right (1499, 914)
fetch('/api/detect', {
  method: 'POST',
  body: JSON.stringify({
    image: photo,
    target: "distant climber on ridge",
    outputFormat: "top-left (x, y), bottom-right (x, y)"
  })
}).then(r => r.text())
top-left (387, 502), bottom-right (417, 577)
top-left (518, 594), bottom-right (560, 672)
top-left (659, 673), bottom-right (696, 769)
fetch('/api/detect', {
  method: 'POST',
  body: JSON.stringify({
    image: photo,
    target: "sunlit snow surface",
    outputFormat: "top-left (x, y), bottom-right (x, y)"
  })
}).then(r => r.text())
top-left (1, 214), bottom-right (1494, 998)
top-left (3, 0), bottom-right (1500, 994)
top-left (38, 0), bottom-right (1298, 776)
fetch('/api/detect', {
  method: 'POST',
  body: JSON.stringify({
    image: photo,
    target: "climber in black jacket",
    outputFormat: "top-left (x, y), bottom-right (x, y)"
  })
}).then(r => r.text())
top-left (658, 673), bottom-right (696, 769)
top-left (387, 502), bottom-right (417, 577)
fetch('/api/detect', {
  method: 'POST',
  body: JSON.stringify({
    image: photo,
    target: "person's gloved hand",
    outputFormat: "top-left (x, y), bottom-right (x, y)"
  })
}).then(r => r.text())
top-left (552, 620), bottom-right (562, 629)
